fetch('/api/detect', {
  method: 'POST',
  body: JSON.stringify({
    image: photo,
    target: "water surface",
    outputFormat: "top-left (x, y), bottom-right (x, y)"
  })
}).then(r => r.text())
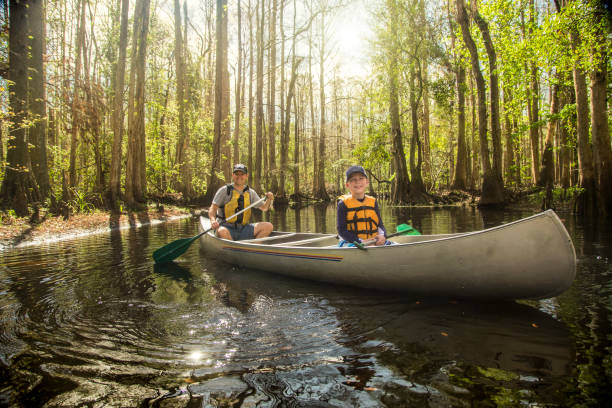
top-left (0, 205), bottom-right (610, 407)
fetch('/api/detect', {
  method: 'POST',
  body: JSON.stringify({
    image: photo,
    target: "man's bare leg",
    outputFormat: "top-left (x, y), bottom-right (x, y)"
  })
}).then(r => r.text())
top-left (253, 222), bottom-right (273, 238)
top-left (216, 227), bottom-right (233, 240)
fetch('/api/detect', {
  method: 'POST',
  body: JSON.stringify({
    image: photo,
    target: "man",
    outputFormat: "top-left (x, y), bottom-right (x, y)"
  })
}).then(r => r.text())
top-left (208, 164), bottom-right (274, 240)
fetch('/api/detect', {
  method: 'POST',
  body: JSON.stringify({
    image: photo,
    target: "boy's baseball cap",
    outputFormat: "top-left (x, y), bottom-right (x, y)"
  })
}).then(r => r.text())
top-left (233, 163), bottom-right (248, 174)
top-left (345, 165), bottom-right (367, 182)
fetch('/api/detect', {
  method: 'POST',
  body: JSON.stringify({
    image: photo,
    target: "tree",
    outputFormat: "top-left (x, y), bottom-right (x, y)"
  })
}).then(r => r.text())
top-left (28, 0), bottom-right (48, 199)
top-left (267, 0), bottom-right (279, 193)
top-left (472, 3), bottom-right (504, 197)
top-left (125, 0), bottom-right (150, 209)
top-left (68, 0), bottom-right (86, 191)
top-left (386, 0), bottom-right (410, 204)
top-left (456, 0), bottom-right (503, 205)
top-left (589, 1), bottom-right (612, 213)
top-left (1, 0), bottom-right (41, 216)
top-left (206, 0), bottom-right (229, 201)
top-left (174, 0), bottom-right (190, 198)
top-left (109, 0), bottom-right (130, 210)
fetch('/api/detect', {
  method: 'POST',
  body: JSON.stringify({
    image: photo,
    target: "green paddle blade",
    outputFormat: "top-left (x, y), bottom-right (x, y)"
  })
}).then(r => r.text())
top-left (396, 223), bottom-right (421, 235)
top-left (153, 231), bottom-right (206, 264)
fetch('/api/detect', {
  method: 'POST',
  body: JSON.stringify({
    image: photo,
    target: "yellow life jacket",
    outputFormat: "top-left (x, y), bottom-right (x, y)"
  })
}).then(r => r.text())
top-left (338, 194), bottom-right (380, 240)
top-left (222, 184), bottom-right (251, 225)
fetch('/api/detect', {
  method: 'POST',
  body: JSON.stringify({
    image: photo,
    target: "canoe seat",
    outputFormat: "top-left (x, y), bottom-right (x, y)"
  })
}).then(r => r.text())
top-left (240, 233), bottom-right (297, 244)
top-left (278, 235), bottom-right (337, 247)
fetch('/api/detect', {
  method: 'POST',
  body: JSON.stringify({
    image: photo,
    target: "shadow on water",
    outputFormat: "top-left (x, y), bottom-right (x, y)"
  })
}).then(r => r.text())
top-left (153, 262), bottom-right (192, 282)
top-left (193, 260), bottom-right (574, 406)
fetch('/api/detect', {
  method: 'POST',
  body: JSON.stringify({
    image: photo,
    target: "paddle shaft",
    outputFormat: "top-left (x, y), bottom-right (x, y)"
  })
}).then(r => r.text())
top-left (359, 227), bottom-right (416, 246)
top-left (195, 196), bottom-right (267, 238)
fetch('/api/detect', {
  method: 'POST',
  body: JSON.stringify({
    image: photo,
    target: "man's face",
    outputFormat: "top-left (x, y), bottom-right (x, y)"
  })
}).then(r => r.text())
top-left (232, 170), bottom-right (248, 185)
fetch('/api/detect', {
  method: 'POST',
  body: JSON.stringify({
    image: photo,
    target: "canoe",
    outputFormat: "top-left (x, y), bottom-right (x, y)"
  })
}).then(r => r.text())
top-left (197, 210), bottom-right (576, 300)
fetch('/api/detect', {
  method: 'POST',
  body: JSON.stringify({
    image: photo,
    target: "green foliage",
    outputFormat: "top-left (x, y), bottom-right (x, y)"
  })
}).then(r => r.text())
top-left (68, 188), bottom-right (95, 214)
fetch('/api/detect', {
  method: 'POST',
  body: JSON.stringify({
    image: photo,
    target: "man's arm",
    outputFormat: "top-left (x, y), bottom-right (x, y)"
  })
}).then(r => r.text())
top-left (254, 191), bottom-right (274, 211)
top-left (209, 203), bottom-right (221, 230)
top-left (374, 200), bottom-right (386, 246)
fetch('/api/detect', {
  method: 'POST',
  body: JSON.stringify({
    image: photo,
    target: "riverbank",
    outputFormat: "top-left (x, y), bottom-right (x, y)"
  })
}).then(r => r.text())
top-left (0, 205), bottom-right (196, 250)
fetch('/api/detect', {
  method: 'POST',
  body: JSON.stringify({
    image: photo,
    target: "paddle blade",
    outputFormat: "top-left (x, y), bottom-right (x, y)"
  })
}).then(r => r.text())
top-left (396, 223), bottom-right (421, 235)
top-left (153, 232), bottom-right (203, 264)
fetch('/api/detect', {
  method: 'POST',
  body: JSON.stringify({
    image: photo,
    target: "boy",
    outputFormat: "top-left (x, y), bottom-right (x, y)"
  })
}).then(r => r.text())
top-left (337, 165), bottom-right (388, 247)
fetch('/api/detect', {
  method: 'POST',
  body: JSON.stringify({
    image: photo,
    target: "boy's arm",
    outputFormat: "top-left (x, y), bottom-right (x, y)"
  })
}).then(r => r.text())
top-left (374, 200), bottom-right (387, 237)
top-left (337, 201), bottom-right (360, 242)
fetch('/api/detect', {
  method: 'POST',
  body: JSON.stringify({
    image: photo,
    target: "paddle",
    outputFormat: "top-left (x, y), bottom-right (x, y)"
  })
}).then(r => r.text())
top-left (152, 196), bottom-right (267, 264)
top-left (353, 223), bottom-right (421, 249)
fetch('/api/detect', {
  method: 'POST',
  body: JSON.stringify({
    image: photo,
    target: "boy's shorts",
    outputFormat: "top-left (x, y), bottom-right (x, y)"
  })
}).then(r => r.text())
top-left (222, 223), bottom-right (255, 240)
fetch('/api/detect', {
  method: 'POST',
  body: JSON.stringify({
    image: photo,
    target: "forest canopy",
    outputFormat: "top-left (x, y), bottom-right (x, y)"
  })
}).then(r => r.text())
top-left (0, 0), bottom-right (610, 217)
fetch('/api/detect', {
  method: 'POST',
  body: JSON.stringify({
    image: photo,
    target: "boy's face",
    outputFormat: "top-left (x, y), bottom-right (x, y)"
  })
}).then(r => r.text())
top-left (346, 174), bottom-right (369, 196)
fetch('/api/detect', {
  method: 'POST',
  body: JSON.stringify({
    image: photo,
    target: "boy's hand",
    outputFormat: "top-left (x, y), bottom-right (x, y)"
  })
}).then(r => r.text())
top-left (374, 234), bottom-right (386, 246)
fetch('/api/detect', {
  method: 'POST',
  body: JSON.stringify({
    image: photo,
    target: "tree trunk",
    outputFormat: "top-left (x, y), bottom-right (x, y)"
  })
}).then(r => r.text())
top-left (248, 0), bottom-right (254, 178)
top-left (125, 0), bottom-right (150, 209)
top-left (293, 86), bottom-right (300, 198)
top-left (408, 67), bottom-right (427, 202)
top-left (388, 71), bottom-right (410, 202)
top-left (590, 7), bottom-right (612, 213)
top-left (173, 0), bottom-right (190, 198)
top-left (569, 31), bottom-right (596, 214)
top-left (1, 0), bottom-right (40, 215)
top-left (309, 28), bottom-right (318, 196)
top-left (266, 0), bottom-right (278, 193)
top-left (558, 83), bottom-right (571, 189)
top-left (206, 0), bottom-right (229, 201)
top-left (422, 65), bottom-right (432, 189)
top-left (69, 0), bottom-right (86, 191)
top-left (541, 83), bottom-right (558, 210)
top-left (473, 6), bottom-right (504, 193)
top-left (28, 0), bottom-right (49, 199)
top-left (452, 65), bottom-right (468, 190)
top-left (233, 0), bottom-right (242, 166)
top-left (109, 0), bottom-right (129, 210)
top-left (253, 0), bottom-right (264, 191)
top-left (280, 12), bottom-right (301, 201)
top-left (313, 11), bottom-right (329, 201)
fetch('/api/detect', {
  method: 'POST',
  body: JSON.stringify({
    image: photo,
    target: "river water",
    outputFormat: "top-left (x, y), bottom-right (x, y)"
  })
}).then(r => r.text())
top-left (0, 205), bottom-right (610, 407)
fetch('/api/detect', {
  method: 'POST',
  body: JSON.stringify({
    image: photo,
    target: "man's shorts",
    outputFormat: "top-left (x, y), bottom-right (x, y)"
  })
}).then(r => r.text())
top-left (222, 223), bottom-right (255, 240)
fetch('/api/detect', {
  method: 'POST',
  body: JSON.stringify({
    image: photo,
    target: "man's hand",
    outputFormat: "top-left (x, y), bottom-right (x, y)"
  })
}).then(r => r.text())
top-left (210, 219), bottom-right (220, 230)
top-left (374, 234), bottom-right (386, 246)
top-left (261, 192), bottom-right (274, 211)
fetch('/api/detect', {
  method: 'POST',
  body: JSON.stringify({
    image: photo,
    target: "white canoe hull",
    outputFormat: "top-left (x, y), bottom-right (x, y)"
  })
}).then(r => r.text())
top-left (197, 210), bottom-right (576, 299)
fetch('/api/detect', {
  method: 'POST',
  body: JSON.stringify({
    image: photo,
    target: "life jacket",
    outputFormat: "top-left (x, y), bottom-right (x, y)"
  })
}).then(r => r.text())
top-left (338, 194), bottom-right (380, 240)
top-left (221, 184), bottom-right (251, 225)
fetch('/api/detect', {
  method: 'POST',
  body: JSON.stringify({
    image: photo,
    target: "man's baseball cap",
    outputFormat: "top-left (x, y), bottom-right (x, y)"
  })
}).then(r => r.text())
top-left (345, 165), bottom-right (367, 182)
top-left (233, 164), bottom-right (248, 174)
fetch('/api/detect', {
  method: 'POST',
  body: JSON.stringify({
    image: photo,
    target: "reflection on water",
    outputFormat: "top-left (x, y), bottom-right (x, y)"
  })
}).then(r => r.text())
top-left (0, 205), bottom-right (610, 407)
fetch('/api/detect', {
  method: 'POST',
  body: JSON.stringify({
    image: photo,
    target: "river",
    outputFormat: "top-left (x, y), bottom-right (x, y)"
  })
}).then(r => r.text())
top-left (0, 204), bottom-right (610, 407)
